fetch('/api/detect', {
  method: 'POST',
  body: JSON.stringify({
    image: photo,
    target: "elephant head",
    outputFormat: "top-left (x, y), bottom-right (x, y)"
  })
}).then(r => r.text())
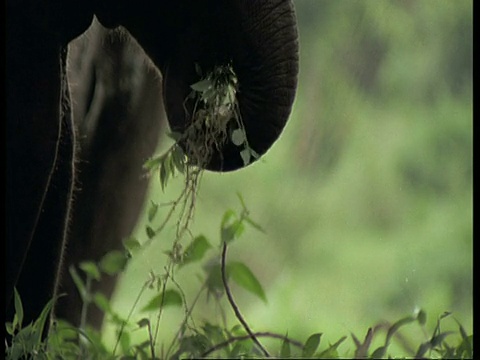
top-left (96, 0), bottom-right (299, 171)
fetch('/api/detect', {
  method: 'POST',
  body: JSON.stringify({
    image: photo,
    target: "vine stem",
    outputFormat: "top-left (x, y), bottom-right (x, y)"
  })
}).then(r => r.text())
top-left (201, 331), bottom-right (304, 358)
top-left (221, 241), bottom-right (270, 358)
top-left (113, 280), bottom-right (150, 356)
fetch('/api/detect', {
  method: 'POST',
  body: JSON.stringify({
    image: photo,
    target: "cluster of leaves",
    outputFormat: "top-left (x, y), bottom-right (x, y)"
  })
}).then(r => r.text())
top-left (348, 311), bottom-right (473, 359)
top-left (5, 284), bottom-right (473, 359)
top-left (144, 62), bottom-right (258, 187)
top-left (5, 183), bottom-right (474, 359)
top-left (184, 62), bottom-right (258, 168)
top-left (141, 64), bottom-right (256, 258)
top-left (5, 189), bottom-right (474, 360)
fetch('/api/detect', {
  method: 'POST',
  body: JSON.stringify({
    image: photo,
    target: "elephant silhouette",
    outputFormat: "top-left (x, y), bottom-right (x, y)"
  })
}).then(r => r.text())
top-left (6, 0), bottom-right (299, 332)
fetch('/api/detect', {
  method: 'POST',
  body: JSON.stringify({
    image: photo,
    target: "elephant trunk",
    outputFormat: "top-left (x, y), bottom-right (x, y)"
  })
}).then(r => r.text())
top-left (162, 0), bottom-right (299, 171)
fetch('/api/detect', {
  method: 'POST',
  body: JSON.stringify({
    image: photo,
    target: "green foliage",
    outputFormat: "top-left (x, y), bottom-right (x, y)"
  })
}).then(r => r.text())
top-left (5, 294), bottom-right (60, 359)
top-left (5, 198), bottom-right (473, 358)
top-left (179, 235), bottom-right (212, 267)
top-left (227, 261), bottom-right (267, 304)
top-left (99, 250), bottom-right (129, 276)
top-left (6, 2), bottom-right (472, 358)
top-left (141, 289), bottom-right (183, 312)
top-left (302, 333), bottom-right (322, 357)
top-left (144, 62), bottom-right (258, 183)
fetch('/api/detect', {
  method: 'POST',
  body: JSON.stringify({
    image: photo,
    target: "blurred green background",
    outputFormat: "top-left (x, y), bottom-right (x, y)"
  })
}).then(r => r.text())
top-left (105, 0), bottom-right (472, 355)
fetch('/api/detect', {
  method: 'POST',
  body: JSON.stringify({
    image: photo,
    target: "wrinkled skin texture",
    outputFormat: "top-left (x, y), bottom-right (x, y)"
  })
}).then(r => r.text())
top-left (6, 0), bottom-right (299, 331)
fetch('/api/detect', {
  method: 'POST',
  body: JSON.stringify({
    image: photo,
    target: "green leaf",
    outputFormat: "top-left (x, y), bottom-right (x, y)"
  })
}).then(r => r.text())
top-left (385, 315), bottom-right (416, 345)
top-left (416, 309), bottom-right (427, 325)
top-left (201, 87), bottom-right (216, 103)
top-left (202, 322), bottom-right (227, 345)
top-left (99, 250), bottom-right (128, 275)
top-left (9, 323), bottom-right (35, 354)
top-left (240, 148), bottom-right (252, 167)
top-left (250, 149), bottom-right (260, 159)
top-left (191, 79), bottom-right (212, 92)
top-left (13, 288), bottom-right (24, 329)
top-left (231, 128), bottom-right (246, 146)
top-left (221, 209), bottom-right (242, 244)
top-left (230, 342), bottom-right (251, 358)
top-left (204, 261), bottom-right (225, 296)
top-left (137, 318), bottom-right (150, 328)
top-left (159, 157), bottom-right (169, 191)
top-left (227, 262), bottom-right (267, 303)
top-left (303, 333), bottom-right (322, 358)
top-left (456, 334), bottom-right (473, 358)
top-left (430, 331), bottom-right (454, 348)
top-left (180, 334), bottom-right (210, 357)
top-left (167, 150), bottom-right (176, 176)
top-left (371, 345), bottom-right (387, 359)
top-left (221, 209), bottom-right (236, 229)
top-left (147, 201), bottom-right (159, 222)
top-left (143, 155), bottom-right (163, 171)
top-left (93, 292), bottom-right (111, 313)
top-left (146, 225), bottom-right (156, 239)
top-left (31, 297), bottom-right (56, 346)
top-left (79, 261), bottom-right (101, 281)
top-left (455, 319), bottom-right (472, 357)
top-left (124, 237), bottom-right (142, 256)
top-left (415, 341), bottom-right (432, 358)
top-left (69, 265), bottom-right (87, 301)
top-left (456, 319), bottom-right (469, 341)
top-left (221, 220), bottom-right (245, 244)
top-left (119, 330), bottom-right (132, 356)
top-left (230, 324), bottom-right (245, 336)
top-left (280, 335), bottom-right (291, 358)
top-left (5, 322), bottom-right (14, 336)
top-left (180, 235), bottom-right (212, 267)
top-left (172, 145), bottom-right (186, 174)
top-left (141, 289), bottom-right (183, 312)
top-left (316, 336), bottom-right (347, 358)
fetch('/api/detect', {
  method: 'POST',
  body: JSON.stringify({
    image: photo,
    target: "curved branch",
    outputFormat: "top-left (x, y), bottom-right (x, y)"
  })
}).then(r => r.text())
top-left (221, 241), bottom-right (270, 357)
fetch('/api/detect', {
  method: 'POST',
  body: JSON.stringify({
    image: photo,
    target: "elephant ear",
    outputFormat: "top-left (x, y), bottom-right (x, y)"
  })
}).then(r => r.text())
top-left (162, 0), bottom-right (299, 172)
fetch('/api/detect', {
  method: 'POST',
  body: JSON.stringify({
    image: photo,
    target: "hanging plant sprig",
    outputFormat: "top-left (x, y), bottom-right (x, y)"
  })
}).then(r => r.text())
top-left (183, 62), bottom-right (258, 169)
top-left (142, 63), bottom-right (258, 249)
top-left (145, 62), bottom-right (257, 189)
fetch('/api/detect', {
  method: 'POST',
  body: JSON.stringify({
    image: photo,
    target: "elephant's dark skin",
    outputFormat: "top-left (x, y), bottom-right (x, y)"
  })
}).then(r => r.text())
top-left (54, 20), bottom-right (166, 329)
top-left (6, 0), bottom-right (299, 333)
top-left (96, 0), bottom-right (300, 171)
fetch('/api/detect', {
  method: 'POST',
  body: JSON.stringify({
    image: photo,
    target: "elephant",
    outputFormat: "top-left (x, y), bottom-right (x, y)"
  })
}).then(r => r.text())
top-left (6, 0), bottom-right (299, 333)
top-left (54, 19), bottom-right (167, 330)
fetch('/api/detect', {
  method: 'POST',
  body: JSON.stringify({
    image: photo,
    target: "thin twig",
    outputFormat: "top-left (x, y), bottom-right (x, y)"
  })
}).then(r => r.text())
top-left (113, 280), bottom-right (149, 356)
top-left (165, 284), bottom-right (206, 359)
top-left (153, 263), bottom-right (173, 349)
top-left (221, 241), bottom-right (270, 357)
top-left (201, 331), bottom-right (304, 358)
top-left (146, 320), bottom-right (156, 360)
